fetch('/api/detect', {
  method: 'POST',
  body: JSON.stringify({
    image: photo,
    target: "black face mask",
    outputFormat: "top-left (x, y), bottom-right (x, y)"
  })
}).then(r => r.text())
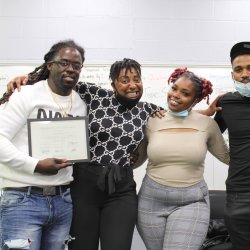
top-left (115, 92), bottom-right (142, 109)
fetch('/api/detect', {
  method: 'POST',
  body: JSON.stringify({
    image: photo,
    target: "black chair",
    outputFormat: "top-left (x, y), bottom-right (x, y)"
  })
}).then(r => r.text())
top-left (200, 190), bottom-right (233, 250)
top-left (209, 190), bottom-right (227, 219)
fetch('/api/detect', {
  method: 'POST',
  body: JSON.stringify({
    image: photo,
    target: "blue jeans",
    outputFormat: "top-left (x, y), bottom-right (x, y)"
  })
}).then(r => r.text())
top-left (0, 188), bottom-right (72, 250)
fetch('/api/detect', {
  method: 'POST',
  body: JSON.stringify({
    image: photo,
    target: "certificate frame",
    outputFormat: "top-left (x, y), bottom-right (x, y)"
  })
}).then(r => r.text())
top-left (27, 117), bottom-right (90, 163)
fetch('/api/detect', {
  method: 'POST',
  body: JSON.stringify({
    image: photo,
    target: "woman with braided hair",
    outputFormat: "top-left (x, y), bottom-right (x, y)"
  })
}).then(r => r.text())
top-left (136, 68), bottom-right (229, 250)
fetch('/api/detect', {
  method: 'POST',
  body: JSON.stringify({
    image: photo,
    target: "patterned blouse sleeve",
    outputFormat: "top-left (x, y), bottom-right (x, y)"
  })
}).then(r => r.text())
top-left (75, 82), bottom-right (110, 104)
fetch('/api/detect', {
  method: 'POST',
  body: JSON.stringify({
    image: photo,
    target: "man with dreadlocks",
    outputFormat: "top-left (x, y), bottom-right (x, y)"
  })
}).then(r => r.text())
top-left (0, 39), bottom-right (87, 250)
top-left (3, 58), bottom-right (162, 250)
top-left (136, 68), bottom-right (229, 250)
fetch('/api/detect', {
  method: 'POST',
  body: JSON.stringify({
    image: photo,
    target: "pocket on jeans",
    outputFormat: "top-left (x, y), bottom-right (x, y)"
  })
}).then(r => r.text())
top-left (0, 191), bottom-right (27, 207)
top-left (62, 189), bottom-right (72, 203)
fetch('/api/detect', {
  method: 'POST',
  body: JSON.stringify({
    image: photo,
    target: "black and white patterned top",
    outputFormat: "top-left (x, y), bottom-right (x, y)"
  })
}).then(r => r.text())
top-left (76, 82), bottom-right (160, 168)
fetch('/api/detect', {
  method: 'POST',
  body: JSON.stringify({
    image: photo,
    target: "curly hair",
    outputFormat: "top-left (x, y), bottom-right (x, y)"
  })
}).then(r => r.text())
top-left (168, 67), bottom-right (213, 104)
top-left (0, 39), bottom-right (85, 105)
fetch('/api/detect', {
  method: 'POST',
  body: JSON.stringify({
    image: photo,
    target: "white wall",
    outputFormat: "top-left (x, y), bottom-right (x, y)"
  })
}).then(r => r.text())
top-left (0, 0), bottom-right (249, 190)
top-left (0, 0), bottom-right (250, 65)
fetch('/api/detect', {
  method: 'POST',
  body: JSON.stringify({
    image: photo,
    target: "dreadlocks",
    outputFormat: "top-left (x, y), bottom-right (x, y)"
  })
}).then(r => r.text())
top-left (0, 39), bottom-right (85, 105)
top-left (109, 58), bottom-right (141, 85)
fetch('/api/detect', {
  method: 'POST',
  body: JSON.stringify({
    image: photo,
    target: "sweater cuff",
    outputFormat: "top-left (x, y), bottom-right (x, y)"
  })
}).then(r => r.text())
top-left (24, 156), bottom-right (39, 174)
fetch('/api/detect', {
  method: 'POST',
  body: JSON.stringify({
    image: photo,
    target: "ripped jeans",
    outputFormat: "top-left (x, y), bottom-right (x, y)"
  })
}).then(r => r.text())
top-left (0, 188), bottom-right (72, 250)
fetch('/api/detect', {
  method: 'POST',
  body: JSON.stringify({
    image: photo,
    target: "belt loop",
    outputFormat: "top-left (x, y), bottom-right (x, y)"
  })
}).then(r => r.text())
top-left (27, 186), bottom-right (32, 196)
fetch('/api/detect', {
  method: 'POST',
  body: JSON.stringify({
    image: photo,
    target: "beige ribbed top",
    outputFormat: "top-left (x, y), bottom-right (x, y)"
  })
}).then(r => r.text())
top-left (145, 111), bottom-right (229, 187)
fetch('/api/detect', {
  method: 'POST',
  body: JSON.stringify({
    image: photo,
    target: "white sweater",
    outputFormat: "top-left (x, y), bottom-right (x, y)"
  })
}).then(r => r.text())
top-left (0, 81), bottom-right (87, 188)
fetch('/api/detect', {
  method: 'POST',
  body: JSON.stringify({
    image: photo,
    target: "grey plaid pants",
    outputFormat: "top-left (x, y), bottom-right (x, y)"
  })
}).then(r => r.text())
top-left (137, 175), bottom-right (210, 250)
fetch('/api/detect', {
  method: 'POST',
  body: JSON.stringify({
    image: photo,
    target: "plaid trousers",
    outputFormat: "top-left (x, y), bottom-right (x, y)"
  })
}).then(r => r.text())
top-left (137, 175), bottom-right (210, 250)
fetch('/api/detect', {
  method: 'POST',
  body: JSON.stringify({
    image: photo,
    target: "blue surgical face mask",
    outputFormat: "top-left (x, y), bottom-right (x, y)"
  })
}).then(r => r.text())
top-left (167, 99), bottom-right (197, 117)
top-left (168, 108), bottom-right (189, 117)
top-left (234, 80), bottom-right (250, 97)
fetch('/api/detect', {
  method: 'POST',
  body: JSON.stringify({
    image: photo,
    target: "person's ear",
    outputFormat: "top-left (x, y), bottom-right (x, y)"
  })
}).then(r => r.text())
top-left (47, 63), bottom-right (52, 72)
top-left (192, 98), bottom-right (200, 108)
top-left (231, 71), bottom-right (234, 81)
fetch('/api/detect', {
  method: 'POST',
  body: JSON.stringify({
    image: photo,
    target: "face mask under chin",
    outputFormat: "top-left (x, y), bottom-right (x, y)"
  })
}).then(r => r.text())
top-left (167, 99), bottom-right (198, 117)
top-left (168, 109), bottom-right (189, 117)
top-left (115, 92), bottom-right (142, 109)
top-left (234, 80), bottom-right (250, 97)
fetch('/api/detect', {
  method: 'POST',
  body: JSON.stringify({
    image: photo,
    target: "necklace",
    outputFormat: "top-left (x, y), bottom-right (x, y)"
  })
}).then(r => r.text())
top-left (48, 85), bottom-right (73, 117)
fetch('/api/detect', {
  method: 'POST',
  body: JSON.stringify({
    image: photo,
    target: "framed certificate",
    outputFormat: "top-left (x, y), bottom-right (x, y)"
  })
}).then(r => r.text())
top-left (27, 117), bottom-right (90, 162)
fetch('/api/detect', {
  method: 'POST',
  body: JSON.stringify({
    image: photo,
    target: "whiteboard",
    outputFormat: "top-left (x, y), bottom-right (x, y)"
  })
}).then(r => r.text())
top-left (0, 64), bottom-right (233, 190)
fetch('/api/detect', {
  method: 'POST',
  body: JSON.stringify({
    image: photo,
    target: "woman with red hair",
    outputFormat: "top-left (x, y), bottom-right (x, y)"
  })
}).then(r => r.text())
top-left (136, 68), bottom-right (229, 250)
